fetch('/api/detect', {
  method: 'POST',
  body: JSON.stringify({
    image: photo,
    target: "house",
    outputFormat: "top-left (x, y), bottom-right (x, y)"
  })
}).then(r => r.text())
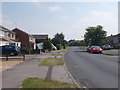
top-left (104, 34), bottom-right (120, 48)
top-left (12, 28), bottom-right (36, 50)
top-left (0, 25), bottom-right (21, 47)
top-left (32, 34), bottom-right (48, 43)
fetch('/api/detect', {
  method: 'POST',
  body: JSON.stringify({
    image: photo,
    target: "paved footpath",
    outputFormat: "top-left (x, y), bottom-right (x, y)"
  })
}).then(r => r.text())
top-left (2, 53), bottom-right (73, 88)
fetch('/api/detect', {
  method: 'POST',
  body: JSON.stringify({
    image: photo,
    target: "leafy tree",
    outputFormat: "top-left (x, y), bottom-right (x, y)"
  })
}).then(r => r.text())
top-left (43, 40), bottom-right (52, 51)
top-left (52, 33), bottom-right (66, 47)
top-left (68, 39), bottom-right (85, 46)
top-left (84, 25), bottom-right (107, 46)
top-left (79, 40), bottom-right (85, 46)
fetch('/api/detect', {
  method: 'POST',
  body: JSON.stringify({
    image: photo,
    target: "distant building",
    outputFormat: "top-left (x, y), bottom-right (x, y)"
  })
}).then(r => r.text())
top-left (104, 34), bottom-right (120, 48)
top-left (12, 28), bottom-right (36, 49)
top-left (32, 34), bottom-right (48, 43)
top-left (0, 25), bottom-right (21, 47)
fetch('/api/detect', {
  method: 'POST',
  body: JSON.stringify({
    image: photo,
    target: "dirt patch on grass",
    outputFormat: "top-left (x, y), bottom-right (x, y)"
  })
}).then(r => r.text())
top-left (0, 60), bottom-right (24, 72)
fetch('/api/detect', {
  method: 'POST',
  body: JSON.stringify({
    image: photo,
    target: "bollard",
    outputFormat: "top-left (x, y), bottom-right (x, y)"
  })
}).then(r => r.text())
top-left (23, 54), bottom-right (25, 61)
top-left (6, 54), bottom-right (8, 61)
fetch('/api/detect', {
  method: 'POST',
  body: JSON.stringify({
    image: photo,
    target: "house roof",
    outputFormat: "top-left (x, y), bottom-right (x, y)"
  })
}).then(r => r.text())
top-left (32, 34), bottom-right (48, 39)
top-left (0, 25), bottom-right (15, 34)
top-left (12, 28), bottom-right (34, 38)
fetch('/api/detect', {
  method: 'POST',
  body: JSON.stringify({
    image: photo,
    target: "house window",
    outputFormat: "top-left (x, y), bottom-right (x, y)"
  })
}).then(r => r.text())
top-left (6, 32), bottom-right (11, 37)
top-left (11, 33), bottom-right (14, 38)
top-left (0, 30), bottom-right (4, 36)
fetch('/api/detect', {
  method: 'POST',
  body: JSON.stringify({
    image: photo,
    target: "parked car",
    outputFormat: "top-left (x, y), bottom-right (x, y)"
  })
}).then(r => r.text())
top-left (0, 45), bottom-right (20, 56)
top-left (102, 44), bottom-right (111, 50)
top-left (89, 46), bottom-right (102, 54)
top-left (86, 46), bottom-right (91, 52)
top-left (51, 43), bottom-right (57, 50)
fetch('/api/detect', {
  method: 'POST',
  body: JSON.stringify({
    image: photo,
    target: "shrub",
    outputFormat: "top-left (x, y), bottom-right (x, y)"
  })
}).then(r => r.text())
top-left (56, 44), bottom-right (62, 50)
top-left (43, 40), bottom-right (52, 51)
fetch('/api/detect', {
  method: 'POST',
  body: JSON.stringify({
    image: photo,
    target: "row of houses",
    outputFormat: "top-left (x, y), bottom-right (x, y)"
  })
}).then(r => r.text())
top-left (0, 25), bottom-right (48, 50)
top-left (104, 34), bottom-right (120, 48)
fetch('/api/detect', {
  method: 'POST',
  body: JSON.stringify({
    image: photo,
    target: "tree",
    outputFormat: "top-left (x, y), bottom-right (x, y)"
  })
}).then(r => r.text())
top-left (43, 40), bottom-right (52, 51)
top-left (52, 33), bottom-right (65, 47)
top-left (84, 25), bottom-right (107, 46)
top-left (79, 40), bottom-right (85, 46)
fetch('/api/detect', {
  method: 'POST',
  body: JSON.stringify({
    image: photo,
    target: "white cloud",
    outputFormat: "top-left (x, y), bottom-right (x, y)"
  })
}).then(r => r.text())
top-left (74, 11), bottom-right (118, 36)
top-left (48, 6), bottom-right (61, 12)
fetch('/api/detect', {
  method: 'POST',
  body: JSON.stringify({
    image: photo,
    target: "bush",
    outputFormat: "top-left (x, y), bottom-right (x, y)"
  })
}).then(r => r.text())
top-left (56, 44), bottom-right (62, 50)
top-left (63, 45), bottom-right (66, 49)
top-left (29, 49), bottom-right (40, 54)
top-left (43, 40), bottom-right (52, 51)
top-left (20, 49), bottom-right (40, 54)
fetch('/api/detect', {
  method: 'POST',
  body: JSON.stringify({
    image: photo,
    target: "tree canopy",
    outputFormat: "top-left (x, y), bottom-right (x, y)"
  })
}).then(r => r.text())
top-left (52, 33), bottom-right (65, 46)
top-left (84, 25), bottom-right (107, 46)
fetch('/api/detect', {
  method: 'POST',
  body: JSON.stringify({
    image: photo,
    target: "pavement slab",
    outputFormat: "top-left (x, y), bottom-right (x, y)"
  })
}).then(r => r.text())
top-left (51, 66), bottom-right (73, 83)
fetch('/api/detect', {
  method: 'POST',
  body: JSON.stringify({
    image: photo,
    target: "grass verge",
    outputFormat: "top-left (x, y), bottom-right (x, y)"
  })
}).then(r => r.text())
top-left (22, 78), bottom-right (72, 88)
top-left (39, 58), bottom-right (64, 66)
top-left (102, 51), bottom-right (118, 56)
top-left (55, 49), bottom-right (66, 53)
top-left (51, 53), bottom-right (63, 56)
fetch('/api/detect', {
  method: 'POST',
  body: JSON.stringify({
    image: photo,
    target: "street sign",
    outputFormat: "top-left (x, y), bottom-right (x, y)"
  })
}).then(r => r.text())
top-left (37, 43), bottom-right (43, 49)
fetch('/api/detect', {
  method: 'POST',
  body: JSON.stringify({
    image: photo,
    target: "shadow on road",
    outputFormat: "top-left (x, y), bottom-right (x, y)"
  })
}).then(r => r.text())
top-left (74, 50), bottom-right (87, 53)
top-left (74, 50), bottom-right (102, 55)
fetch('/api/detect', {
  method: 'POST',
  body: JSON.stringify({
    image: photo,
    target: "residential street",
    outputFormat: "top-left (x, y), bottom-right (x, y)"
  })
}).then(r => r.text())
top-left (64, 47), bottom-right (118, 88)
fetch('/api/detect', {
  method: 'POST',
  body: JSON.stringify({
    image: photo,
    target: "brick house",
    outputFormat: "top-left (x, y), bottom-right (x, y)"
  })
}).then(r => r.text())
top-left (12, 28), bottom-right (35, 49)
top-left (0, 25), bottom-right (21, 47)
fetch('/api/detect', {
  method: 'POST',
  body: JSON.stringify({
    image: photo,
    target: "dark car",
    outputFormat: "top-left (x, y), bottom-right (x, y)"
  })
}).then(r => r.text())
top-left (0, 45), bottom-right (20, 56)
top-left (102, 44), bottom-right (111, 50)
top-left (89, 46), bottom-right (102, 54)
top-left (86, 46), bottom-right (91, 52)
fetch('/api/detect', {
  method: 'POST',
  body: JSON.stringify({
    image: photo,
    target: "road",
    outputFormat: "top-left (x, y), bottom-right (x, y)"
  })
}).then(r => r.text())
top-left (64, 47), bottom-right (118, 88)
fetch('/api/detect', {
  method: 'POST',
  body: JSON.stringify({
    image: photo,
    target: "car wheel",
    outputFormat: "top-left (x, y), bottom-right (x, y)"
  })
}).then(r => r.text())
top-left (9, 52), bottom-right (15, 56)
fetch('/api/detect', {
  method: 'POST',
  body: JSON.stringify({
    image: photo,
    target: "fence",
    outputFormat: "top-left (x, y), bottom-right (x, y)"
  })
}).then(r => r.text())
top-left (0, 53), bottom-right (25, 61)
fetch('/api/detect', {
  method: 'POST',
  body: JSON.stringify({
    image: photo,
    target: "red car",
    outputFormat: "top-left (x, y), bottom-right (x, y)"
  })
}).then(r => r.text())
top-left (90, 46), bottom-right (102, 54)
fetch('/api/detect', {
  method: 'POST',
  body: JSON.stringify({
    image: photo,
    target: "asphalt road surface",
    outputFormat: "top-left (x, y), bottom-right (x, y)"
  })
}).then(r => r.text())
top-left (64, 47), bottom-right (118, 88)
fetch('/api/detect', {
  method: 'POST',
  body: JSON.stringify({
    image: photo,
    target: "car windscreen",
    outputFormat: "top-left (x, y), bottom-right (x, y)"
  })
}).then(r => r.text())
top-left (92, 47), bottom-right (101, 48)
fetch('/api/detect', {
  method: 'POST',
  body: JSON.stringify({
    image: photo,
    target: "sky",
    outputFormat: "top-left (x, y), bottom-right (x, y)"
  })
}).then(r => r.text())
top-left (1, 1), bottom-right (118, 41)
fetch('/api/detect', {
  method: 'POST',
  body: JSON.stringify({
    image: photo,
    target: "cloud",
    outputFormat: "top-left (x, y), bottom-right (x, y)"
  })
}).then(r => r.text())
top-left (74, 11), bottom-right (118, 36)
top-left (48, 6), bottom-right (61, 12)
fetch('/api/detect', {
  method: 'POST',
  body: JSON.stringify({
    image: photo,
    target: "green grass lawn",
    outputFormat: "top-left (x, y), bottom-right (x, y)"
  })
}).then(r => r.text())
top-left (51, 53), bottom-right (63, 56)
top-left (22, 78), bottom-right (72, 88)
top-left (56, 49), bottom-right (66, 53)
top-left (39, 58), bottom-right (64, 66)
top-left (102, 51), bottom-right (118, 56)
